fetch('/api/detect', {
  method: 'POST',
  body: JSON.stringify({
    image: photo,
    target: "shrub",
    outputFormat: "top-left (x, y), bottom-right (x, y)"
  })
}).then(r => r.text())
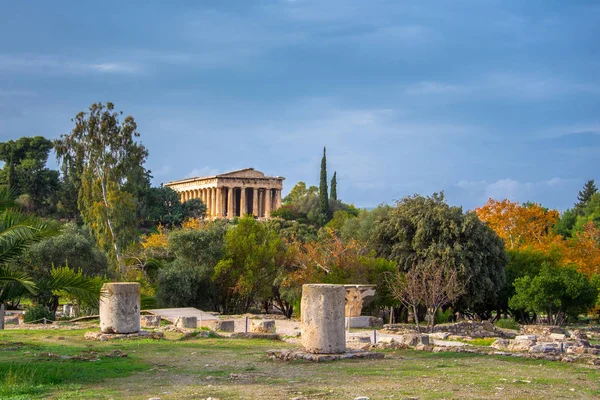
top-left (495, 318), bottom-right (520, 330)
top-left (24, 305), bottom-right (54, 323)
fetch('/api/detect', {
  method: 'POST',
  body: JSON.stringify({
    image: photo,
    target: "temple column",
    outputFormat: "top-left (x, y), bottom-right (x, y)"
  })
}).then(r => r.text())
top-left (201, 189), bottom-right (206, 205)
top-left (227, 187), bottom-right (234, 218)
top-left (240, 187), bottom-right (246, 217)
top-left (211, 188), bottom-right (217, 217)
top-left (252, 188), bottom-right (259, 217)
top-left (215, 187), bottom-right (222, 217)
top-left (265, 189), bottom-right (272, 218)
top-left (205, 189), bottom-right (211, 216)
top-left (221, 188), bottom-right (227, 217)
top-left (275, 189), bottom-right (282, 210)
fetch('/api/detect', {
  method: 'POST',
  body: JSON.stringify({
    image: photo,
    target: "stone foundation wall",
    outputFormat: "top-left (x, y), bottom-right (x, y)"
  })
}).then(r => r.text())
top-left (383, 321), bottom-right (506, 338)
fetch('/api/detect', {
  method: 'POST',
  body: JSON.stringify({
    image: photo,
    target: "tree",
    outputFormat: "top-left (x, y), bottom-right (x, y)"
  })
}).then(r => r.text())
top-left (475, 199), bottom-right (560, 250)
top-left (318, 147), bottom-right (330, 222)
top-left (213, 216), bottom-right (284, 313)
top-left (509, 263), bottom-right (597, 326)
top-left (554, 208), bottom-right (577, 238)
top-left (0, 188), bottom-right (58, 328)
top-left (0, 136), bottom-right (60, 215)
top-left (418, 261), bottom-right (463, 332)
top-left (182, 198), bottom-right (207, 220)
top-left (374, 193), bottom-right (507, 318)
top-left (55, 102), bottom-right (150, 272)
top-left (330, 171), bottom-right (337, 201)
top-left (575, 180), bottom-right (597, 216)
top-left (143, 186), bottom-right (185, 227)
top-left (19, 222), bottom-right (109, 279)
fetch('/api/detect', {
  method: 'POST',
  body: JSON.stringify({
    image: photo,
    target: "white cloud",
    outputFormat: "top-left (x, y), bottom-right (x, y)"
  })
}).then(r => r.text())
top-left (185, 167), bottom-right (221, 179)
top-left (455, 177), bottom-right (575, 207)
top-left (0, 54), bottom-right (142, 75)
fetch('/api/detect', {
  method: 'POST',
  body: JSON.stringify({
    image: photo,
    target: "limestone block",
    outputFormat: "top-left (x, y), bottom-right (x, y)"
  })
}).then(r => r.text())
top-left (250, 319), bottom-right (275, 333)
top-left (175, 316), bottom-right (197, 329)
top-left (99, 282), bottom-right (140, 334)
top-left (141, 315), bottom-right (161, 328)
top-left (398, 334), bottom-right (430, 347)
top-left (205, 320), bottom-right (235, 332)
top-left (345, 288), bottom-right (363, 317)
top-left (301, 284), bottom-right (346, 354)
top-left (515, 335), bottom-right (537, 341)
top-left (549, 333), bottom-right (566, 341)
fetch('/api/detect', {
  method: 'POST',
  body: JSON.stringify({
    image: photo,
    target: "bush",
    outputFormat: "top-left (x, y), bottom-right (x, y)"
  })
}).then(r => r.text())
top-left (24, 305), bottom-right (54, 323)
top-left (494, 318), bottom-right (520, 331)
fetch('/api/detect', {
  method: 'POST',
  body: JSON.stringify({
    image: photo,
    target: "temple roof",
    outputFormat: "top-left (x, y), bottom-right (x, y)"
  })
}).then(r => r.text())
top-left (165, 168), bottom-right (284, 186)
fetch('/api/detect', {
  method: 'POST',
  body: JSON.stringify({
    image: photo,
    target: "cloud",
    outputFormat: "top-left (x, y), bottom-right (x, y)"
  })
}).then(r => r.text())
top-left (455, 177), bottom-right (576, 208)
top-left (0, 54), bottom-right (143, 75)
top-left (185, 167), bottom-right (221, 179)
top-left (0, 89), bottom-right (38, 97)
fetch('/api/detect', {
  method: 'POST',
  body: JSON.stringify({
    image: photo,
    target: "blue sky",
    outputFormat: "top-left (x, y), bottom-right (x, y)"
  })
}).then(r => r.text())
top-left (0, 0), bottom-right (598, 211)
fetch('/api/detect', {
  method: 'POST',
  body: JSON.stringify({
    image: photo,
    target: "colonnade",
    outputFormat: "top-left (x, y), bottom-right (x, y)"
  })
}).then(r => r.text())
top-left (179, 186), bottom-right (282, 218)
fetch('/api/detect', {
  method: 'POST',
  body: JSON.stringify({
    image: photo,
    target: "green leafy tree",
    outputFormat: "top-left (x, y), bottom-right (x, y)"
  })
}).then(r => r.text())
top-left (509, 263), bottom-right (597, 325)
top-left (213, 216), bottom-right (284, 313)
top-left (373, 193), bottom-right (507, 318)
top-left (55, 102), bottom-right (150, 272)
top-left (575, 180), bottom-right (597, 216)
top-left (0, 188), bottom-right (58, 328)
top-left (330, 171), bottom-right (337, 200)
top-left (318, 147), bottom-right (330, 222)
top-left (156, 220), bottom-right (228, 310)
top-left (0, 136), bottom-right (60, 215)
top-left (20, 222), bottom-right (109, 278)
top-left (143, 186), bottom-right (185, 227)
top-left (182, 198), bottom-right (207, 220)
top-left (554, 208), bottom-right (578, 238)
top-left (573, 193), bottom-right (600, 232)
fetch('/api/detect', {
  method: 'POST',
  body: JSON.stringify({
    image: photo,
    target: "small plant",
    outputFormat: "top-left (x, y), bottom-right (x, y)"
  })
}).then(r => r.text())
top-left (494, 318), bottom-right (520, 331)
top-left (24, 305), bottom-right (54, 323)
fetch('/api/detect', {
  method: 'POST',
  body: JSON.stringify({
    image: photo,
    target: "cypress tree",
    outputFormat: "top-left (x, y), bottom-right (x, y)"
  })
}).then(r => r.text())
top-left (330, 171), bottom-right (337, 201)
top-left (575, 180), bottom-right (597, 215)
top-left (319, 147), bottom-right (330, 219)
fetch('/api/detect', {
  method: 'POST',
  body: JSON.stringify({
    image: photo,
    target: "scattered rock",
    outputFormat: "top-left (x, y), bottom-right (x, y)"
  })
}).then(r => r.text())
top-left (250, 319), bottom-right (276, 333)
top-left (141, 315), bottom-right (161, 328)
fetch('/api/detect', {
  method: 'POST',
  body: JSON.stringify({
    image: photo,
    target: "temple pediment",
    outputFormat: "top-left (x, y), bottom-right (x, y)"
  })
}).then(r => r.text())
top-left (217, 168), bottom-right (267, 179)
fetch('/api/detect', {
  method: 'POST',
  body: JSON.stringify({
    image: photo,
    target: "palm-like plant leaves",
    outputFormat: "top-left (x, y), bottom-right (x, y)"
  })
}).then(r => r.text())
top-left (0, 210), bottom-right (59, 264)
top-left (0, 266), bottom-right (36, 303)
top-left (34, 267), bottom-right (100, 308)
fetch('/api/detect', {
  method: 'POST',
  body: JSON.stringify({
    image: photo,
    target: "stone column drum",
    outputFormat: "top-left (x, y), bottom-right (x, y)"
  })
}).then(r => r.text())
top-left (99, 282), bottom-right (141, 334)
top-left (301, 284), bottom-right (346, 354)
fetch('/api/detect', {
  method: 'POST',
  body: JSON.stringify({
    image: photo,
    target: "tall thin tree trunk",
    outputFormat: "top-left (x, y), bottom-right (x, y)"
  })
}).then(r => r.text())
top-left (0, 303), bottom-right (5, 330)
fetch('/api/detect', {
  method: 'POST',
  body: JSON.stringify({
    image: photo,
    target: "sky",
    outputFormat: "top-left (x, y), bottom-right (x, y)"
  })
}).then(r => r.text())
top-left (0, 0), bottom-right (598, 211)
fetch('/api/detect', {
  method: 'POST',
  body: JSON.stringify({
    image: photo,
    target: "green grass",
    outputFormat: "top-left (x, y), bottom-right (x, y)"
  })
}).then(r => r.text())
top-left (455, 337), bottom-right (497, 346)
top-left (1, 327), bottom-right (599, 399)
top-left (495, 318), bottom-right (520, 330)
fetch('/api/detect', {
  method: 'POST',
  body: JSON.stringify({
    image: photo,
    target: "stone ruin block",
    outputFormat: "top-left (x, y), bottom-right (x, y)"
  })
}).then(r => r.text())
top-left (301, 284), bottom-right (346, 354)
top-left (250, 319), bottom-right (275, 333)
top-left (174, 316), bottom-right (197, 329)
top-left (99, 282), bottom-right (140, 334)
top-left (205, 319), bottom-right (235, 332)
top-left (140, 315), bottom-right (161, 328)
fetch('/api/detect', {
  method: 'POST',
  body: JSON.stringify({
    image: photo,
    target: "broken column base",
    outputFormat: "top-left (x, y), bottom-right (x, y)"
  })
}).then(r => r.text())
top-left (267, 349), bottom-right (384, 362)
top-left (84, 330), bottom-right (164, 341)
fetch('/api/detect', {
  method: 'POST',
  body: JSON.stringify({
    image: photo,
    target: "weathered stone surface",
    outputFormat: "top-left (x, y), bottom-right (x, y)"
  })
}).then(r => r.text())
top-left (301, 284), bottom-right (346, 354)
top-left (515, 335), bottom-right (537, 341)
top-left (491, 338), bottom-right (510, 350)
top-left (383, 321), bottom-right (509, 338)
top-left (529, 343), bottom-right (560, 354)
top-left (205, 319), bottom-right (235, 332)
top-left (174, 316), bottom-right (197, 329)
top-left (397, 334), bottom-right (430, 347)
top-left (84, 330), bottom-right (163, 341)
top-left (345, 288), bottom-right (363, 317)
top-left (267, 349), bottom-right (384, 362)
top-left (250, 319), bottom-right (275, 333)
top-left (549, 333), bottom-right (566, 341)
top-left (508, 339), bottom-right (536, 352)
top-left (99, 283), bottom-right (141, 334)
top-left (140, 315), bottom-right (161, 328)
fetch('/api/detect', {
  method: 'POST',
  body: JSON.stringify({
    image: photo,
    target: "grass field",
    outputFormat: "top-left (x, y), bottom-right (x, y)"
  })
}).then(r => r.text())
top-left (1, 327), bottom-right (600, 399)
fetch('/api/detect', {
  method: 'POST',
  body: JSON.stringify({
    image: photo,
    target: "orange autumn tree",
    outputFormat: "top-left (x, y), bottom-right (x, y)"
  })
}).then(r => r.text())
top-left (563, 222), bottom-right (600, 276)
top-left (475, 199), bottom-right (559, 251)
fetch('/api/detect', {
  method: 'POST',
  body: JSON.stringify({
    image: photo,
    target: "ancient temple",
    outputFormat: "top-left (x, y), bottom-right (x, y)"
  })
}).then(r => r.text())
top-left (164, 168), bottom-right (284, 218)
